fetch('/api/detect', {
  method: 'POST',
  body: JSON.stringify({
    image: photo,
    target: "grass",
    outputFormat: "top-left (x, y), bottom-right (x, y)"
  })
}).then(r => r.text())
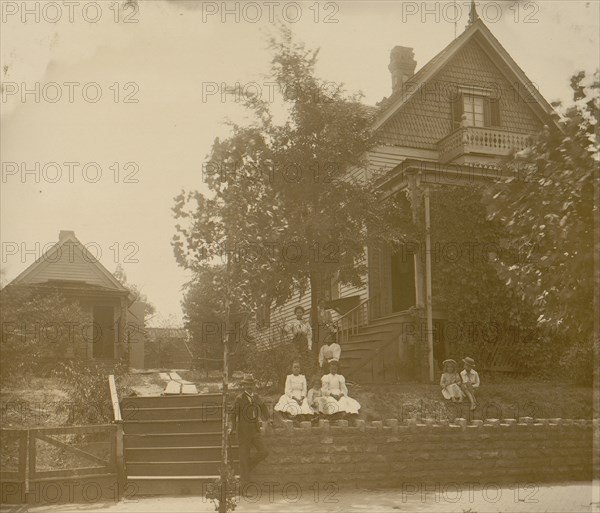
top-left (0, 376), bottom-right (69, 428)
top-left (1, 375), bottom-right (593, 431)
top-left (258, 381), bottom-right (594, 422)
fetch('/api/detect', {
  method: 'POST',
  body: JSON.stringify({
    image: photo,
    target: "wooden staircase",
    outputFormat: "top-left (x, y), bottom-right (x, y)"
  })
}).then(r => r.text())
top-left (339, 311), bottom-right (413, 384)
top-left (121, 394), bottom-right (238, 496)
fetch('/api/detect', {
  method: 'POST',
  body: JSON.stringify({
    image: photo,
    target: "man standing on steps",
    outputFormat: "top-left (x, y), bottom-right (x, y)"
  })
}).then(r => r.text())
top-left (229, 374), bottom-right (270, 487)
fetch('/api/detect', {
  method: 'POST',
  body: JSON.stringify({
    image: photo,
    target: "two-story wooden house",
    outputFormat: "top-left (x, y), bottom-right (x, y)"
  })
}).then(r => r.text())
top-left (251, 9), bottom-right (556, 383)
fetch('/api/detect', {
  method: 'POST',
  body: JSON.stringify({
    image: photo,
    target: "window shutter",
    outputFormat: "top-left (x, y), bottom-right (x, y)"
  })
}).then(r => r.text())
top-left (490, 98), bottom-right (501, 126)
top-left (451, 93), bottom-right (463, 130)
top-left (485, 97), bottom-right (501, 127)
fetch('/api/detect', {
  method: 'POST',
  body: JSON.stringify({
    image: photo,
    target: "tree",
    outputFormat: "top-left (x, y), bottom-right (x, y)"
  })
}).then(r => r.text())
top-left (113, 264), bottom-right (156, 321)
top-left (488, 71), bottom-right (598, 384)
top-left (0, 286), bottom-right (88, 382)
top-left (181, 267), bottom-right (228, 377)
top-left (173, 27), bottom-right (402, 354)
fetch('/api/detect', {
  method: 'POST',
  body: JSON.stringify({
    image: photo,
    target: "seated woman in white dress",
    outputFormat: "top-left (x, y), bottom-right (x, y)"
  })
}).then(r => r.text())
top-left (274, 361), bottom-right (313, 420)
top-left (320, 360), bottom-right (360, 418)
top-left (318, 331), bottom-right (341, 372)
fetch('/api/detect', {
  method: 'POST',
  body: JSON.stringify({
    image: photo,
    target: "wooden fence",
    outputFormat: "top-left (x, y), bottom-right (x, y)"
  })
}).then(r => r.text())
top-left (1, 424), bottom-right (122, 504)
top-left (1, 376), bottom-right (125, 505)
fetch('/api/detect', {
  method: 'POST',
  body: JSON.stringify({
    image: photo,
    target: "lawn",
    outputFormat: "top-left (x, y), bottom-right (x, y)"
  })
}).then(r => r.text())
top-left (257, 382), bottom-right (594, 422)
top-left (176, 370), bottom-right (594, 422)
top-left (1, 374), bottom-right (593, 431)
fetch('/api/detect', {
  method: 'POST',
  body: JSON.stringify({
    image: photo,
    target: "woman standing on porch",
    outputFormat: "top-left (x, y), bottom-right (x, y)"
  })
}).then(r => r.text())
top-left (317, 299), bottom-right (334, 347)
top-left (284, 306), bottom-right (313, 353)
top-left (284, 306), bottom-right (313, 372)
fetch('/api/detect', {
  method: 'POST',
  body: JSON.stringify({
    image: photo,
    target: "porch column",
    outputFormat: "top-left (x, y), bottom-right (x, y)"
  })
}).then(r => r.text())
top-left (408, 173), bottom-right (425, 308)
top-left (424, 187), bottom-right (435, 383)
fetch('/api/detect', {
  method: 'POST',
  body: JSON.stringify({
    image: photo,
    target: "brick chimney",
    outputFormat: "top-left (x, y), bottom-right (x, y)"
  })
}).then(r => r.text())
top-left (388, 46), bottom-right (417, 93)
top-left (59, 230), bottom-right (76, 241)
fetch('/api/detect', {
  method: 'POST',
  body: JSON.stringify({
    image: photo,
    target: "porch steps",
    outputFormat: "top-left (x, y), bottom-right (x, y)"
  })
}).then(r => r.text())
top-left (122, 394), bottom-right (237, 496)
top-left (339, 312), bottom-right (411, 384)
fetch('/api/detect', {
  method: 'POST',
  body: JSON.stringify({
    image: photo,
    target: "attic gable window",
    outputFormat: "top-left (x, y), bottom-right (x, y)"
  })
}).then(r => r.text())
top-left (451, 87), bottom-right (500, 130)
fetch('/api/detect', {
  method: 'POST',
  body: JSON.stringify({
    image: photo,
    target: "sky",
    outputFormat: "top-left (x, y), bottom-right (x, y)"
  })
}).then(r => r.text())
top-left (1, 0), bottom-right (599, 326)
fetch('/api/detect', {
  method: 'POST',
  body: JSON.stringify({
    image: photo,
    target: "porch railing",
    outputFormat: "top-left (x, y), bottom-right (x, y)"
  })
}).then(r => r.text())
top-left (335, 296), bottom-right (376, 345)
top-left (438, 126), bottom-right (532, 164)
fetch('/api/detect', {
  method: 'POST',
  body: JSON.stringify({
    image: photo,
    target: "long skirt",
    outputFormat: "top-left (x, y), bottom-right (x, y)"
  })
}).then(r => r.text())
top-left (274, 395), bottom-right (313, 417)
top-left (442, 383), bottom-right (465, 400)
top-left (320, 395), bottom-right (361, 415)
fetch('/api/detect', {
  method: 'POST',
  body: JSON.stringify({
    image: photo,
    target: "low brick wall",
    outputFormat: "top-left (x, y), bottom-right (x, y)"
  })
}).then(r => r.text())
top-left (253, 417), bottom-right (595, 490)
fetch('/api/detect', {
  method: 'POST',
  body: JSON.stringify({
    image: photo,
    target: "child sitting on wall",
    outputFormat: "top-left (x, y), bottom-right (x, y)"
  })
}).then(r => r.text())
top-left (307, 375), bottom-right (325, 422)
top-left (460, 357), bottom-right (480, 411)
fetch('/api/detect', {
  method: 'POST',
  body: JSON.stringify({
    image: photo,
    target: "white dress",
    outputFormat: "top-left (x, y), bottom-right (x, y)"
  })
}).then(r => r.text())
top-left (319, 343), bottom-right (341, 367)
top-left (274, 374), bottom-right (313, 416)
top-left (320, 373), bottom-right (360, 415)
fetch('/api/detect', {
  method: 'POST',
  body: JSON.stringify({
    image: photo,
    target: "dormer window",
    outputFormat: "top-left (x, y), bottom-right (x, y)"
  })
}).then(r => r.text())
top-left (463, 94), bottom-right (485, 127)
top-left (451, 86), bottom-right (500, 130)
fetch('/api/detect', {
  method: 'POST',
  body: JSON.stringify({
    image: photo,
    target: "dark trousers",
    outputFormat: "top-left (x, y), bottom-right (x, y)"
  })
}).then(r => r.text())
top-left (238, 430), bottom-right (268, 483)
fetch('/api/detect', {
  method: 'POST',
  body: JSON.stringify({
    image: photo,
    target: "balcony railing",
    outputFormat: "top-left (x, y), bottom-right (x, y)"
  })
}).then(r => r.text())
top-left (438, 126), bottom-right (532, 164)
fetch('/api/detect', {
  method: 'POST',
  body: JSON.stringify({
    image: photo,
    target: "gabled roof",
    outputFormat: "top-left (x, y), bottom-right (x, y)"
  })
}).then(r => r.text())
top-left (9, 230), bottom-right (129, 294)
top-left (372, 18), bottom-right (557, 132)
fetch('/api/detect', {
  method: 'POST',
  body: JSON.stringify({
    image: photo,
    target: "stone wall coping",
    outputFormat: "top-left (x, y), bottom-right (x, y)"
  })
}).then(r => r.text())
top-left (269, 417), bottom-right (594, 434)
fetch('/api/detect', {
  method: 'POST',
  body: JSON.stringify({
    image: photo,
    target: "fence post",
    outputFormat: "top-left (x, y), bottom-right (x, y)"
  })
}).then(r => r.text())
top-left (108, 375), bottom-right (126, 497)
top-left (114, 423), bottom-right (126, 496)
top-left (28, 430), bottom-right (36, 483)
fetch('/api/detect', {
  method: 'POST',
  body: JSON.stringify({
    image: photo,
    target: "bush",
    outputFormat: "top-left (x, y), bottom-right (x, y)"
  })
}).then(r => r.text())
top-left (0, 288), bottom-right (88, 384)
top-left (53, 360), bottom-right (133, 425)
top-left (235, 342), bottom-right (301, 390)
top-left (559, 338), bottom-right (595, 386)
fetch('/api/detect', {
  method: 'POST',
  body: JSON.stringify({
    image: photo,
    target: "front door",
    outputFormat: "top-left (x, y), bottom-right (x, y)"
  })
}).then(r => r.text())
top-left (92, 305), bottom-right (114, 359)
top-left (390, 248), bottom-right (416, 313)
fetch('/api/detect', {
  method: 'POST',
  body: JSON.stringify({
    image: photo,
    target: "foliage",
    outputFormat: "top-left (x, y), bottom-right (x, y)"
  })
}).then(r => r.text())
top-left (424, 186), bottom-right (547, 375)
top-left (53, 359), bottom-right (133, 425)
top-left (488, 71), bottom-right (598, 385)
top-left (182, 266), bottom-right (239, 370)
top-left (113, 264), bottom-right (156, 321)
top-left (172, 27), bottom-right (403, 357)
top-left (205, 464), bottom-right (239, 512)
top-left (236, 341), bottom-right (299, 390)
top-left (0, 287), bottom-right (88, 384)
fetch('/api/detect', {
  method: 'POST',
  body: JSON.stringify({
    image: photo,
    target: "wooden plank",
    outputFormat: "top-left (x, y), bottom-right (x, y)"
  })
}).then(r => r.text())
top-left (32, 467), bottom-right (115, 479)
top-left (109, 375), bottom-right (122, 422)
top-left (0, 471), bottom-right (20, 480)
top-left (18, 430), bottom-right (27, 481)
top-left (28, 425), bottom-right (115, 436)
top-left (35, 432), bottom-right (109, 468)
top-left (28, 431), bottom-right (36, 480)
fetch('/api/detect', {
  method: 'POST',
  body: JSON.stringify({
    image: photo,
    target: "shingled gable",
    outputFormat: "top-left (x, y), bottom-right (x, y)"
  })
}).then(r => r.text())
top-left (9, 230), bottom-right (129, 295)
top-left (372, 18), bottom-right (557, 133)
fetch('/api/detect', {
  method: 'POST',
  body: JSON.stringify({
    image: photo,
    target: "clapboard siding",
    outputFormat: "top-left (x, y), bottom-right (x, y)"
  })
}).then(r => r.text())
top-left (252, 271), bottom-right (369, 351)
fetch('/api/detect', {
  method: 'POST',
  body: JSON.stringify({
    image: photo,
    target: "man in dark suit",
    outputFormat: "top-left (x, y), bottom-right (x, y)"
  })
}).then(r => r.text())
top-left (228, 374), bottom-right (269, 485)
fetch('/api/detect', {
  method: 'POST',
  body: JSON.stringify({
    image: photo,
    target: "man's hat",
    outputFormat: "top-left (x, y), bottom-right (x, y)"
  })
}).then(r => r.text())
top-left (462, 357), bottom-right (475, 366)
top-left (240, 373), bottom-right (256, 385)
